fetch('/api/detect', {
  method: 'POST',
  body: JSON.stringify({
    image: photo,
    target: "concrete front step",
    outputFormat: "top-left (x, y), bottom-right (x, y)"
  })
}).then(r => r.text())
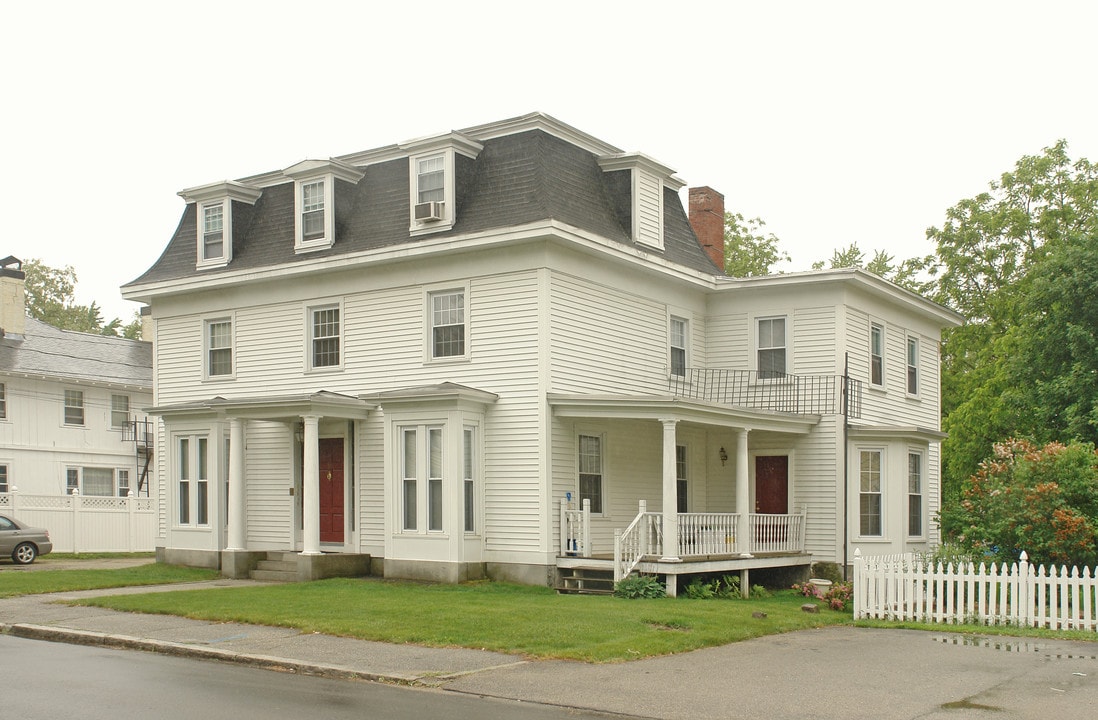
top-left (250, 552), bottom-right (298, 582)
top-left (251, 569), bottom-right (299, 582)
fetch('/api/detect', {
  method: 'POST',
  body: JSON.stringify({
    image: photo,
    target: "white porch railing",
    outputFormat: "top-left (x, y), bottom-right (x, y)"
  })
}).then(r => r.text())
top-left (678, 512), bottom-right (740, 555)
top-left (613, 501), bottom-right (662, 581)
top-left (854, 549), bottom-right (1098, 631)
top-left (560, 497), bottom-right (591, 557)
top-left (1, 490), bottom-right (156, 554)
top-left (750, 509), bottom-right (807, 554)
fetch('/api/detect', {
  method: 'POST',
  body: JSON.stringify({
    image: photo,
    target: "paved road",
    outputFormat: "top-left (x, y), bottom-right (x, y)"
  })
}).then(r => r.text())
top-left (2, 573), bottom-right (1098, 718)
top-left (1, 634), bottom-right (603, 720)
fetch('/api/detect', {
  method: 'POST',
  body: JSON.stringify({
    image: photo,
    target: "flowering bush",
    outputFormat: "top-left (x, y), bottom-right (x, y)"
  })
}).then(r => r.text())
top-left (939, 439), bottom-right (1098, 567)
top-left (792, 580), bottom-right (853, 611)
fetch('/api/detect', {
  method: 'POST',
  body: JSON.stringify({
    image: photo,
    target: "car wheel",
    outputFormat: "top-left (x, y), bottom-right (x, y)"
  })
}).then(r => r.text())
top-left (12, 542), bottom-right (38, 565)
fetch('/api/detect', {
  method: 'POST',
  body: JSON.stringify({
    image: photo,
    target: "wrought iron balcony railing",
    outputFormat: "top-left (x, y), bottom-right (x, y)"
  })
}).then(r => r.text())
top-left (668, 368), bottom-right (862, 418)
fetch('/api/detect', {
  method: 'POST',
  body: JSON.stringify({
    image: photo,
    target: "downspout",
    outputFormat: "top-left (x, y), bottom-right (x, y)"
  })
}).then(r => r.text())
top-left (842, 353), bottom-right (850, 581)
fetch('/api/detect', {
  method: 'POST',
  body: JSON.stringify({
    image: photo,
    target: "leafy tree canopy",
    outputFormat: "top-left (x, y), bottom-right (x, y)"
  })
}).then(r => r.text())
top-left (811, 243), bottom-right (936, 295)
top-left (722, 212), bottom-right (790, 277)
top-left (22, 258), bottom-right (140, 338)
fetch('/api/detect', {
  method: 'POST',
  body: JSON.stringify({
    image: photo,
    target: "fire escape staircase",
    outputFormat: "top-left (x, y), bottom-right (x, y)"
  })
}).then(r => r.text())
top-left (122, 418), bottom-right (154, 496)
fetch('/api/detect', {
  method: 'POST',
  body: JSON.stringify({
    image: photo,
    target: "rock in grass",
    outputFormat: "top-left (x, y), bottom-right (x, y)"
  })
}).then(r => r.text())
top-left (801, 603), bottom-right (819, 614)
top-left (752, 611), bottom-right (767, 619)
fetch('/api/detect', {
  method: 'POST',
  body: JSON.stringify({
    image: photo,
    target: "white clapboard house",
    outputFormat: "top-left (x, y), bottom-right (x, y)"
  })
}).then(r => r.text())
top-left (122, 113), bottom-right (961, 593)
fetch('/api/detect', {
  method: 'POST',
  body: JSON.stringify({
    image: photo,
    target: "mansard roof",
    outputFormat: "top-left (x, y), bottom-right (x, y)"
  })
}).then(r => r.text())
top-left (126, 114), bottom-right (721, 289)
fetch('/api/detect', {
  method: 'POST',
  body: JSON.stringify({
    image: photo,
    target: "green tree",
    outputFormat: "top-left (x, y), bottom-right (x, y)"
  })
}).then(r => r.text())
top-left (723, 212), bottom-right (790, 277)
top-left (930, 142), bottom-right (1098, 498)
top-left (22, 259), bottom-right (127, 336)
top-left (939, 439), bottom-right (1098, 567)
top-left (811, 243), bottom-right (935, 294)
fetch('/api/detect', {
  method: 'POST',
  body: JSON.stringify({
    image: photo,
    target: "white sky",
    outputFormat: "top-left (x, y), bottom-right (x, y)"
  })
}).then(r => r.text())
top-left (3, 0), bottom-right (1096, 323)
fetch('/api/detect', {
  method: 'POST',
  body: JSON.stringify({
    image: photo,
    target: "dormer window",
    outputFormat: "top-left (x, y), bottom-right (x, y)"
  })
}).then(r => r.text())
top-left (284, 159), bottom-right (364, 253)
top-left (301, 180), bottom-right (325, 241)
top-left (597, 152), bottom-right (685, 252)
top-left (402, 132), bottom-right (482, 236)
top-left (178, 180), bottom-right (262, 270)
top-left (202, 203), bottom-right (224, 260)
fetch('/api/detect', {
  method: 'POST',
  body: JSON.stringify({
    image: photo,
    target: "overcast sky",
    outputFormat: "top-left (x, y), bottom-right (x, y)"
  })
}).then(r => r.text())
top-left (3, 1), bottom-right (1096, 323)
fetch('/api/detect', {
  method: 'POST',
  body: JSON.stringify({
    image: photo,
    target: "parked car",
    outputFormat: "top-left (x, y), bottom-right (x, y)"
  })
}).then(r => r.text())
top-left (0, 514), bottom-right (53, 564)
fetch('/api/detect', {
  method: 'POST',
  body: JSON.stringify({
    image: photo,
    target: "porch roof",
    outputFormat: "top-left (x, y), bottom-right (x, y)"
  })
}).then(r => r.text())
top-left (547, 393), bottom-right (820, 434)
top-left (847, 424), bottom-right (947, 443)
top-left (146, 390), bottom-right (375, 422)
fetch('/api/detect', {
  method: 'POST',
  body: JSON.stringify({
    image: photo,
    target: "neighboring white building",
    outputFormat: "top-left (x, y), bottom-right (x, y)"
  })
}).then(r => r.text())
top-left (122, 113), bottom-right (962, 592)
top-left (0, 257), bottom-right (153, 502)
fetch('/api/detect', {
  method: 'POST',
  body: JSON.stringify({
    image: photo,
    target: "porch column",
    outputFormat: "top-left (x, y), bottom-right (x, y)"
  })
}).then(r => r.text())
top-left (736, 428), bottom-right (752, 558)
top-left (226, 417), bottom-right (247, 551)
top-left (659, 418), bottom-right (681, 562)
top-left (302, 414), bottom-right (321, 555)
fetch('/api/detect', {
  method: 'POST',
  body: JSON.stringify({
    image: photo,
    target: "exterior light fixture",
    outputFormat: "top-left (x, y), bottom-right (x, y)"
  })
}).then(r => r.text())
top-left (719, 447), bottom-right (728, 466)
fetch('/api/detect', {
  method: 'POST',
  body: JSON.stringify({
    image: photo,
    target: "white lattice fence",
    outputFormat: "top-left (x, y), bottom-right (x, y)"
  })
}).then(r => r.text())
top-left (854, 549), bottom-right (1098, 631)
top-left (2, 491), bottom-right (155, 553)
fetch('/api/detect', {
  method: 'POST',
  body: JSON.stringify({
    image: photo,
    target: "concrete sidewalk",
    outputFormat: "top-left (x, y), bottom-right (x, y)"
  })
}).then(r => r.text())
top-left (3, 579), bottom-right (1098, 719)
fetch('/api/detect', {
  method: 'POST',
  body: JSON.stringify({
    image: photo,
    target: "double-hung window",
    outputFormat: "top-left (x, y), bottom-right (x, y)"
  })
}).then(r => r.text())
top-left (870, 323), bottom-right (884, 387)
top-left (400, 425), bottom-right (445, 532)
top-left (309, 305), bottom-right (341, 369)
top-left (111, 394), bottom-right (129, 430)
top-left (859, 449), bottom-right (882, 536)
top-left (757, 317), bottom-right (786, 378)
top-left (0, 382), bottom-right (6, 419)
top-left (301, 180), bottom-right (325, 241)
top-left (578, 434), bottom-right (603, 514)
top-left (202, 202), bottom-right (224, 260)
top-left (117, 469), bottom-right (130, 498)
top-left (463, 427), bottom-right (476, 533)
top-left (417, 156), bottom-right (444, 204)
top-left (908, 452), bottom-right (923, 536)
top-left (430, 289), bottom-right (466, 359)
top-left (0, 464), bottom-right (8, 493)
top-left (670, 317), bottom-right (687, 377)
top-left (206, 319), bottom-right (233, 378)
top-left (64, 390), bottom-right (84, 426)
top-left (177, 435), bottom-right (209, 526)
top-left (906, 337), bottom-right (920, 395)
top-left (676, 444), bottom-right (688, 513)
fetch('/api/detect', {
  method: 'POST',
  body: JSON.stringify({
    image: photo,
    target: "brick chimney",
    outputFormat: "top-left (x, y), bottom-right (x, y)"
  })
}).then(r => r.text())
top-left (0, 255), bottom-right (26, 337)
top-left (688, 187), bottom-right (726, 272)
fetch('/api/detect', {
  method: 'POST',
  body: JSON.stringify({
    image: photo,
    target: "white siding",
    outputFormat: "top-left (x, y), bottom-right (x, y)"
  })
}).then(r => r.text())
top-left (635, 170), bottom-right (663, 249)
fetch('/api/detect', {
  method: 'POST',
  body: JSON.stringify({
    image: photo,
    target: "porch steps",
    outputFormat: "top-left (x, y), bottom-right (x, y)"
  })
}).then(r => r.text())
top-left (557, 566), bottom-right (616, 595)
top-left (250, 552), bottom-right (298, 582)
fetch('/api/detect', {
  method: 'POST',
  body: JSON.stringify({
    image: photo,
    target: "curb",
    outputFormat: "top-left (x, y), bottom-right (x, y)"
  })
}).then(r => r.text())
top-left (2, 623), bottom-right (421, 685)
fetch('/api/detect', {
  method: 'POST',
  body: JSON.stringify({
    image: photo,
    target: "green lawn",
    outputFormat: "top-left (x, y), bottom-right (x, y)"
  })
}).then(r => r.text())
top-left (0, 564), bottom-right (220, 598)
top-left (77, 578), bottom-right (851, 662)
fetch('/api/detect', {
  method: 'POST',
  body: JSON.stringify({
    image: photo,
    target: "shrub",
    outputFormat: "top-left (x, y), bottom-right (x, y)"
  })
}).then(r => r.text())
top-left (613, 574), bottom-right (665, 599)
top-left (682, 574), bottom-right (742, 600)
top-left (792, 579), bottom-right (852, 611)
top-left (939, 438), bottom-right (1098, 567)
top-left (809, 562), bottom-right (844, 584)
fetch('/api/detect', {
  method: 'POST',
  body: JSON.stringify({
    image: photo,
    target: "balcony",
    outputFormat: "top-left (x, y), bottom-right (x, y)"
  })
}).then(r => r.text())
top-left (668, 368), bottom-right (862, 418)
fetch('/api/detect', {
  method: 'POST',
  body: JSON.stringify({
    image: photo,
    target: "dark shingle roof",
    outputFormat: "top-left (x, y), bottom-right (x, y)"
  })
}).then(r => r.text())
top-left (128, 123), bottom-right (721, 287)
top-left (0, 317), bottom-right (152, 388)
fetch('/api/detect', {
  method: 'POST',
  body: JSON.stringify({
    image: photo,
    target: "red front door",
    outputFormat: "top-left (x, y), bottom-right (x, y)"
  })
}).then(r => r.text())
top-left (318, 438), bottom-right (344, 544)
top-left (755, 455), bottom-right (789, 514)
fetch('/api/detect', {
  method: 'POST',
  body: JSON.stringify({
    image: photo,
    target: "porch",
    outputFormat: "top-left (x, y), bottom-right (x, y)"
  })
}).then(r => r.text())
top-left (560, 500), bottom-right (810, 596)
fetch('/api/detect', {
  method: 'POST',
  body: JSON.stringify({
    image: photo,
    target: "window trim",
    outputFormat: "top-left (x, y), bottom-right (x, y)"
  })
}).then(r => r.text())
top-left (670, 316), bottom-right (688, 377)
top-left (577, 432), bottom-right (605, 516)
top-left (0, 381), bottom-right (7, 420)
top-left (204, 315), bottom-right (235, 380)
top-left (676, 444), bottom-right (688, 513)
top-left (870, 322), bottom-right (885, 389)
top-left (64, 465), bottom-right (125, 497)
top-left (463, 425), bottom-right (478, 535)
top-left (63, 389), bottom-right (85, 427)
top-left (906, 335), bottom-right (921, 397)
top-left (907, 450), bottom-right (924, 538)
top-left (110, 394), bottom-right (129, 430)
top-left (403, 134), bottom-right (482, 236)
top-left (175, 434), bottom-right (211, 528)
top-left (0, 463), bottom-right (9, 493)
top-left (425, 285), bottom-right (469, 363)
top-left (857, 448), bottom-right (884, 538)
top-left (398, 423), bottom-right (447, 535)
top-left (755, 315), bottom-right (788, 379)
top-left (198, 200), bottom-right (228, 265)
top-left (305, 301), bottom-right (344, 372)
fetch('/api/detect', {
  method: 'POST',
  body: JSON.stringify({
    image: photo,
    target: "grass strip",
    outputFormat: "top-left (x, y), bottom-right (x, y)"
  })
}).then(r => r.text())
top-left (0, 564), bottom-right (220, 598)
top-left (77, 578), bottom-right (849, 662)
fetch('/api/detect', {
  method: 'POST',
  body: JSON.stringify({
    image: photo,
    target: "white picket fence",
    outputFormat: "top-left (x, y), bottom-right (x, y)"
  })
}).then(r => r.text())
top-left (0, 491), bottom-right (156, 554)
top-left (853, 548), bottom-right (1098, 632)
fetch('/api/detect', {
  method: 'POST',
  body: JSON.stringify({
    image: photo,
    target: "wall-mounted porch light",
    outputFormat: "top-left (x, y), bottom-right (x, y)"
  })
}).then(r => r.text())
top-left (719, 447), bottom-right (728, 466)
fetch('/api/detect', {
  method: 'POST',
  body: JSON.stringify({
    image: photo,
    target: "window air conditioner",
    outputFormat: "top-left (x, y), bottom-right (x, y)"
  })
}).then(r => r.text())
top-left (414, 201), bottom-right (444, 222)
